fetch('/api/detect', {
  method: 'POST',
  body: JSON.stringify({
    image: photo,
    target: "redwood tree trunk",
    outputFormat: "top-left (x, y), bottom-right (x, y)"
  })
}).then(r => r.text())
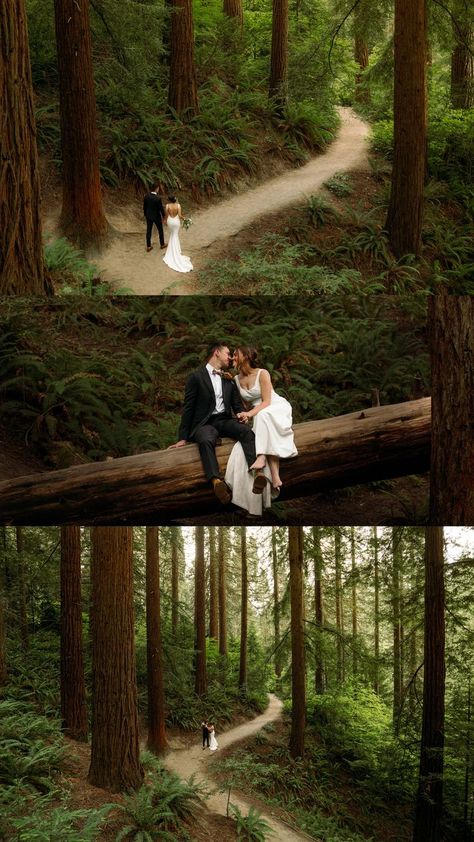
top-left (171, 528), bottom-right (179, 636)
top-left (392, 528), bottom-right (402, 724)
top-left (351, 527), bottom-right (358, 677)
top-left (60, 526), bottom-right (88, 741)
top-left (146, 527), bottom-right (168, 754)
top-left (218, 528), bottom-right (228, 656)
top-left (209, 527), bottom-right (218, 639)
top-left (88, 527), bottom-right (143, 791)
top-left (335, 529), bottom-right (344, 684)
top-left (289, 527), bottom-right (306, 759)
top-left (53, 0), bottom-right (109, 250)
top-left (413, 527), bottom-right (445, 841)
top-left (168, 0), bottom-right (199, 117)
top-left (272, 528), bottom-right (282, 679)
top-left (386, 0), bottom-right (426, 257)
top-left (194, 526), bottom-right (207, 696)
top-left (269, 0), bottom-right (289, 112)
top-left (451, 26), bottom-right (473, 109)
top-left (313, 526), bottom-right (325, 694)
top-left (373, 526), bottom-right (380, 695)
top-left (223, 0), bottom-right (243, 26)
top-left (15, 528), bottom-right (29, 651)
top-left (0, 534), bottom-right (7, 684)
top-left (429, 295), bottom-right (474, 524)
top-left (0, 0), bottom-right (50, 293)
top-left (238, 526), bottom-right (248, 691)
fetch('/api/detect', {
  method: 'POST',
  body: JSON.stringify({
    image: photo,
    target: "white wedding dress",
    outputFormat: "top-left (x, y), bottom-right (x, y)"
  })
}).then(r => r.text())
top-left (163, 209), bottom-right (193, 273)
top-left (209, 729), bottom-right (218, 751)
top-left (225, 369), bottom-right (297, 515)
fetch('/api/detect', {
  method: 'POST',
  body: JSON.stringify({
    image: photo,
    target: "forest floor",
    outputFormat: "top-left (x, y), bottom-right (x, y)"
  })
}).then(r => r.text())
top-left (42, 107), bottom-right (369, 294)
top-left (162, 693), bottom-right (311, 841)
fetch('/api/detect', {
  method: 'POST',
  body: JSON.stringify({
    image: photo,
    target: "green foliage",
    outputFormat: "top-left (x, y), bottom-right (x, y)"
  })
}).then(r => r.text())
top-left (324, 173), bottom-right (353, 197)
top-left (43, 238), bottom-right (111, 295)
top-left (229, 803), bottom-right (273, 841)
top-left (114, 772), bottom-right (203, 841)
top-left (0, 699), bottom-right (65, 792)
top-left (307, 195), bottom-right (339, 227)
top-left (10, 803), bottom-right (113, 842)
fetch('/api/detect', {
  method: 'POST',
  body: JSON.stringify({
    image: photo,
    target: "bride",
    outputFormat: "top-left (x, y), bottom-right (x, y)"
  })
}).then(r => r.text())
top-left (163, 195), bottom-right (193, 273)
top-left (225, 346), bottom-right (297, 515)
top-left (208, 724), bottom-right (218, 751)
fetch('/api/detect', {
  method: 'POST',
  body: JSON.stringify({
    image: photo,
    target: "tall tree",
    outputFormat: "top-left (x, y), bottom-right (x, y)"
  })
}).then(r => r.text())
top-left (146, 527), bottom-right (167, 754)
top-left (239, 527), bottom-right (248, 691)
top-left (209, 527), bottom-right (219, 639)
top-left (429, 295), bottom-right (474, 524)
top-left (392, 528), bottom-right (403, 725)
top-left (0, 0), bottom-right (51, 293)
top-left (53, 0), bottom-right (109, 250)
top-left (15, 528), bottom-right (29, 651)
top-left (386, 0), bottom-right (426, 257)
top-left (450, 14), bottom-right (473, 109)
top-left (60, 527), bottom-right (88, 742)
top-left (413, 527), bottom-right (445, 840)
top-left (0, 530), bottom-right (7, 685)
top-left (218, 528), bottom-right (228, 656)
top-left (88, 527), bottom-right (143, 791)
top-left (350, 527), bottom-right (358, 676)
top-left (168, 0), bottom-right (199, 117)
top-left (335, 529), bottom-right (345, 684)
top-left (353, 2), bottom-right (369, 104)
top-left (171, 528), bottom-right (180, 637)
top-left (223, 0), bottom-right (243, 26)
top-left (194, 527), bottom-right (207, 696)
top-left (373, 526), bottom-right (380, 694)
top-left (272, 528), bottom-right (282, 680)
top-left (269, 0), bottom-right (289, 112)
top-left (289, 527), bottom-right (306, 759)
top-left (313, 527), bottom-right (325, 694)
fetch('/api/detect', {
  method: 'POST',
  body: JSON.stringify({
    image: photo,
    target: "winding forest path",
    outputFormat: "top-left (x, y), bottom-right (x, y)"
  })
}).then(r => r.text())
top-left (163, 694), bottom-right (311, 841)
top-left (96, 107), bottom-right (369, 294)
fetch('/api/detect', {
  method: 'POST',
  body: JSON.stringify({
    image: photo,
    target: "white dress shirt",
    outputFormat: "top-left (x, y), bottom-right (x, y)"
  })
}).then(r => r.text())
top-left (206, 363), bottom-right (225, 414)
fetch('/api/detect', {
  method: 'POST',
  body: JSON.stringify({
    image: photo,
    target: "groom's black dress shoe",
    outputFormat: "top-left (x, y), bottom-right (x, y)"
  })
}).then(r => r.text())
top-left (212, 478), bottom-right (232, 505)
top-left (146, 246), bottom-right (153, 252)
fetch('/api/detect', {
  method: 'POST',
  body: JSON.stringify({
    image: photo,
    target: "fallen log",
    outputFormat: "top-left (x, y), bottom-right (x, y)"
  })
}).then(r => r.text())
top-left (0, 398), bottom-right (431, 525)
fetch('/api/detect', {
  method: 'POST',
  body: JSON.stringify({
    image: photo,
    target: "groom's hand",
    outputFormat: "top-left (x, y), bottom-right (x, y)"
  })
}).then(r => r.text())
top-left (168, 439), bottom-right (187, 449)
top-left (237, 412), bottom-right (250, 424)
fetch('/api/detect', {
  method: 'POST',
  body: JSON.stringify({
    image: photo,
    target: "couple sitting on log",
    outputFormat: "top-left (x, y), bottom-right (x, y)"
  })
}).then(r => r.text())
top-left (169, 341), bottom-right (297, 517)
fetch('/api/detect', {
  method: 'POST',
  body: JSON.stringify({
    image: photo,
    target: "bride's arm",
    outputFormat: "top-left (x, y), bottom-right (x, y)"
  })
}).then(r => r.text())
top-left (240, 370), bottom-right (272, 419)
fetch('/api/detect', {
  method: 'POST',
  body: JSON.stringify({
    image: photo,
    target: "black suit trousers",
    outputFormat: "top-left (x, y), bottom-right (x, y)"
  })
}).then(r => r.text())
top-left (146, 217), bottom-right (164, 247)
top-left (193, 414), bottom-right (257, 481)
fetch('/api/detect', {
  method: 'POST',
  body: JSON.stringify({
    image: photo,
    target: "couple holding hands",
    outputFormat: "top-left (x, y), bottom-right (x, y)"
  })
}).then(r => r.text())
top-left (169, 341), bottom-right (297, 516)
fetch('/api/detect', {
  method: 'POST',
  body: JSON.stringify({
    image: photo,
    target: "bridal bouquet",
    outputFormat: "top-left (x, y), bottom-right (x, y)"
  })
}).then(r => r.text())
top-left (182, 217), bottom-right (193, 231)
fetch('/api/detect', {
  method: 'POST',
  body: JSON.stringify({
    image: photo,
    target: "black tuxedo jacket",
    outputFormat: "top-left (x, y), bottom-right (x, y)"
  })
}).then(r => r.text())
top-left (178, 366), bottom-right (245, 441)
top-left (143, 192), bottom-right (165, 222)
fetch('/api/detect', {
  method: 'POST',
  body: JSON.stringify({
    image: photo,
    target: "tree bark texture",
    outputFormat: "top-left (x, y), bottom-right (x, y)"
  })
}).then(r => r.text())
top-left (373, 526), bottom-right (380, 695)
top-left (218, 528), bottom-right (228, 656)
top-left (351, 527), bottom-right (358, 677)
top-left (60, 526), bottom-right (88, 741)
top-left (0, 0), bottom-right (50, 293)
top-left (413, 527), bottom-right (445, 841)
top-left (451, 26), bottom-right (473, 109)
top-left (429, 295), bottom-right (474, 524)
top-left (272, 528), bottom-right (282, 679)
top-left (0, 399), bottom-right (431, 525)
top-left (209, 527), bottom-right (219, 639)
top-left (53, 0), bottom-right (109, 249)
top-left (313, 526), bottom-right (325, 694)
top-left (223, 0), bottom-right (243, 26)
top-left (335, 529), bottom-right (344, 684)
top-left (269, 0), bottom-right (289, 110)
top-left (15, 527), bottom-right (29, 650)
top-left (146, 527), bottom-right (168, 754)
top-left (171, 528), bottom-right (179, 636)
top-left (88, 527), bottom-right (143, 791)
top-left (238, 526), bottom-right (248, 691)
top-left (194, 526), bottom-right (207, 696)
top-left (392, 527), bottom-right (402, 724)
top-left (386, 0), bottom-right (426, 257)
top-left (168, 0), bottom-right (198, 117)
top-left (289, 527), bottom-right (305, 759)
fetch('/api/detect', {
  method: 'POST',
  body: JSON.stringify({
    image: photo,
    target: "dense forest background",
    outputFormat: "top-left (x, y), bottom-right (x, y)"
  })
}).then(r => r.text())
top-left (1, 0), bottom-right (472, 292)
top-left (0, 295), bottom-right (431, 522)
top-left (0, 526), bottom-right (473, 840)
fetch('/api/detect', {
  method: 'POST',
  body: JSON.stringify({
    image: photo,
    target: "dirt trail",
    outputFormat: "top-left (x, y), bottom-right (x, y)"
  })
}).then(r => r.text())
top-left (95, 107), bottom-right (369, 295)
top-left (163, 694), bottom-right (312, 841)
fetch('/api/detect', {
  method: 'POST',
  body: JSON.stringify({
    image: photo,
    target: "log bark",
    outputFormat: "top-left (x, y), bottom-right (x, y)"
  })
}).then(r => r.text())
top-left (0, 398), bottom-right (431, 525)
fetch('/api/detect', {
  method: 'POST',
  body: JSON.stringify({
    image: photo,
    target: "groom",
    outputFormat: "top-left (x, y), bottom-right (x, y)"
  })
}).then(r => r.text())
top-left (169, 341), bottom-right (265, 504)
top-left (143, 184), bottom-right (166, 252)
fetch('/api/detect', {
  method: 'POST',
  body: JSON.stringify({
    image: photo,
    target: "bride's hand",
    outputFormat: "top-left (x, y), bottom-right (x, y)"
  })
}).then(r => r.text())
top-left (237, 412), bottom-right (251, 423)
